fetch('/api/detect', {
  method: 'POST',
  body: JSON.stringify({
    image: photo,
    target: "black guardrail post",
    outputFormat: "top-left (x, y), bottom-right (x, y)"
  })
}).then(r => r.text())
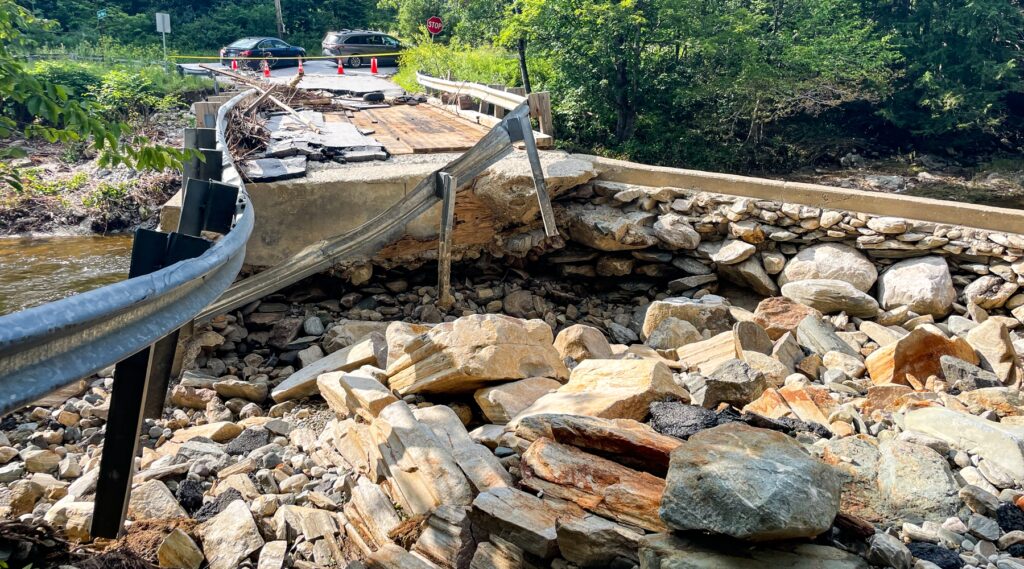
top-left (92, 231), bottom-right (212, 538)
top-left (142, 178), bottom-right (240, 418)
top-left (182, 128), bottom-right (222, 191)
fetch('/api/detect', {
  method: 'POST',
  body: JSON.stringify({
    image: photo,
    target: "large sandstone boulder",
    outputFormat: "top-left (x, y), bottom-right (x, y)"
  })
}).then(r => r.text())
top-left (325, 320), bottom-right (391, 353)
top-left (512, 359), bottom-right (688, 424)
top-left (646, 317), bottom-right (702, 350)
top-left (780, 279), bottom-right (879, 317)
top-left (659, 423), bottom-right (841, 541)
top-left (875, 440), bottom-right (960, 523)
top-left (778, 243), bottom-right (877, 292)
top-left (865, 327), bottom-right (978, 386)
top-left (905, 407), bottom-right (1024, 484)
top-left (474, 152), bottom-right (596, 227)
top-left (641, 296), bottom-right (733, 339)
top-left (753, 297), bottom-right (822, 340)
top-left (553, 324), bottom-right (613, 363)
top-left (876, 256), bottom-right (956, 317)
top-left (718, 256), bottom-right (779, 296)
top-left (966, 319), bottom-right (1019, 384)
top-left (386, 314), bottom-right (568, 395)
top-left (652, 213), bottom-right (701, 250)
top-left (964, 275), bottom-right (1020, 309)
top-left (272, 335), bottom-right (385, 402)
top-left (559, 203), bottom-right (658, 251)
top-left (385, 321), bottom-right (433, 368)
top-left (639, 533), bottom-right (869, 569)
top-left (691, 359), bottom-right (769, 409)
top-left (199, 500), bottom-right (264, 569)
top-left (474, 377), bottom-right (562, 424)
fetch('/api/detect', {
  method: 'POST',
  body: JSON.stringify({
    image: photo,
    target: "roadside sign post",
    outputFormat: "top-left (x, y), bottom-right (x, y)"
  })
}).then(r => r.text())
top-left (426, 16), bottom-right (443, 41)
top-left (155, 13), bottom-right (170, 61)
top-left (97, 9), bottom-right (106, 38)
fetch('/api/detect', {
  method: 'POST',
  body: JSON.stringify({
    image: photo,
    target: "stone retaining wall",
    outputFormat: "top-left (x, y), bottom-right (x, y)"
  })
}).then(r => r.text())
top-left (546, 174), bottom-right (1024, 319)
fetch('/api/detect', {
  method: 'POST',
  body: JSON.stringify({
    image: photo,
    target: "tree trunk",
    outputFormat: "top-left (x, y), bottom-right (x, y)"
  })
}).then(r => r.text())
top-left (274, 0), bottom-right (285, 37)
top-left (517, 38), bottom-right (532, 93)
top-left (612, 48), bottom-right (635, 142)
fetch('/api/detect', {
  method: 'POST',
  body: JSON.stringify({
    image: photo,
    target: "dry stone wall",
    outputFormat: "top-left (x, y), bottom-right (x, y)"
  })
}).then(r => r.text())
top-left (547, 179), bottom-right (1024, 321)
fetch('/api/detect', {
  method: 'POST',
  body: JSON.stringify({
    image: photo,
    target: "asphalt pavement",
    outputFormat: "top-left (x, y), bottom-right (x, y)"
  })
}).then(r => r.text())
top-left (178, 60), bottom-right (404, 96)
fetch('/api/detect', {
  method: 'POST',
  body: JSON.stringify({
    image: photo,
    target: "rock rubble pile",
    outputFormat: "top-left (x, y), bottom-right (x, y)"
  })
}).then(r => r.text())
top-left (4, 171), bottom-right (1024, 568)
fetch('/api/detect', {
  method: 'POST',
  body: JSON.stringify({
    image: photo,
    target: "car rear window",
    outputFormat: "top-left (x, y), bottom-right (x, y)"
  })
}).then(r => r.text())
top-left (229, 38), bottom-right (261, 48)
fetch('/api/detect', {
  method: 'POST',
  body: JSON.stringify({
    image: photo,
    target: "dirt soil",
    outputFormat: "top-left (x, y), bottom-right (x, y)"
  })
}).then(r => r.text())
top-left (113, 518), bottom-right (200, 564)
top-left (0, 110), bottom-right (191, 236)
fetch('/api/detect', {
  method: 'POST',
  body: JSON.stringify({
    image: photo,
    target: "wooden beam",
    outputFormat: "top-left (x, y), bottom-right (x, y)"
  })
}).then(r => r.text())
top-left (528, 92), bottom-right (554, 136)
top-left (437, 172), bottom-right (456, 310)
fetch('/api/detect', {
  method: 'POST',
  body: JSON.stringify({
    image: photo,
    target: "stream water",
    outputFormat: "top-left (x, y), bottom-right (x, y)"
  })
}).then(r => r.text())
top-left (0, 234), bottom-right (134, 316)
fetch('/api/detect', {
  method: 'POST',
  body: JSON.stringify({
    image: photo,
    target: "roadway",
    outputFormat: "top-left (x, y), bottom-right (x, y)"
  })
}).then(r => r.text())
top-left (177, 60), bottom-right (404, 96)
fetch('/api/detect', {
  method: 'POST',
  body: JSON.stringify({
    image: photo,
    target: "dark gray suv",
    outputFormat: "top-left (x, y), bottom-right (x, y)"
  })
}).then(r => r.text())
top-left (321, 30), bottom-right (403, 68)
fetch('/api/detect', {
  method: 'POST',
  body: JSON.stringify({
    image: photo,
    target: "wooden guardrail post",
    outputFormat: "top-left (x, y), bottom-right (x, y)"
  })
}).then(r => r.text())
top-left (528, 92), bottom-right (554, 136)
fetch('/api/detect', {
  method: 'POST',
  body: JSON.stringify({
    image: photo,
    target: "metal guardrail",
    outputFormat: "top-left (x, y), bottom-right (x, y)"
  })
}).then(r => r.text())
top-left (0, 85), bottom-right (552, 537)
top-left (0, 89), bottom-right (255, 418)
top-left (199, 101), bottom-right (556, 319)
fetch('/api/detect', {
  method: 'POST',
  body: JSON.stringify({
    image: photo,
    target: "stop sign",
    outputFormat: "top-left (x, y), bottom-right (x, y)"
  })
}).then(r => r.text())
top-left (426, 16), bottom-right (443, 35)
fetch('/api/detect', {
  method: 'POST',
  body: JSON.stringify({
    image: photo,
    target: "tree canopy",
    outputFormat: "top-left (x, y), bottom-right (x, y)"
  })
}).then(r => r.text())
top-left (9, 0), bottom-right (1024, 172)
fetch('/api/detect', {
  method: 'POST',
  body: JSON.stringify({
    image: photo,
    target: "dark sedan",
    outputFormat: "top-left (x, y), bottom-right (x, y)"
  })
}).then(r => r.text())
top-left (220, 37), bottom-right (306, 69)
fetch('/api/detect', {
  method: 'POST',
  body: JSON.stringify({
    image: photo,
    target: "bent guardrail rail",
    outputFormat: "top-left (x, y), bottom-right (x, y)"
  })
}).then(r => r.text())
top-left (199, 100), bottom-right (557, 320)
top-left (0, 87), bottom-right (552, 538)
top-left (0, 90), bottom-right (255, 416)
top-left (0, 88), bottom-right (257, 538)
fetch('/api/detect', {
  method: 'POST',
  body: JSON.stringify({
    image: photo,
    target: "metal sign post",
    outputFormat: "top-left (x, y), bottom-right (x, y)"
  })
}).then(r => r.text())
top-left (155, 13), bottom-right (170, 60)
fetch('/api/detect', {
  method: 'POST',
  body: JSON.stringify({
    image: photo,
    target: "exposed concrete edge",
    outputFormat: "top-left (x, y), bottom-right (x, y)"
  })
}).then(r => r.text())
top-left (579, 154), bottom-right (1024, 235)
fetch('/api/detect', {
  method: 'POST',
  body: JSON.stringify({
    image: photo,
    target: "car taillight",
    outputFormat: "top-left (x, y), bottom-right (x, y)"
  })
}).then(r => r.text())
top-left (240, 50), bottom-right (252, 57)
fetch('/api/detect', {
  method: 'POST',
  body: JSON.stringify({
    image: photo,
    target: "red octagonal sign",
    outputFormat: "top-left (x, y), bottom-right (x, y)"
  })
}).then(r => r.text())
top-left (426, 16), bottom-right (443, 35)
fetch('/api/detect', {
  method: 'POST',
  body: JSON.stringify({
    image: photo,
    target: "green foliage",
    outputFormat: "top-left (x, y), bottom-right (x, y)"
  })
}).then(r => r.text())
top-left (18, 169), bottom-right (89, 195)
top-left (88, 69), bottom-right (182, 122)
top-left (82, 179), bottom-right (133, 209)
top-left (868, 0), bottom-right (1024, 138)
top-left (0, 0), bottom-right (195, 190)
top-left (393, 42), bottom-right (550, 91)
top-left (17, 0), bottom-right (393, 53)
top-left (28, 59), bottom-right (101, 96)
top-left (9, 0), bottom-right (1024, 174)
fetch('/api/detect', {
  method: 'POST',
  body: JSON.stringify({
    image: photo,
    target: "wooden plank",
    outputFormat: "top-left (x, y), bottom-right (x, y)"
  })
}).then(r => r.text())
top-left (437, 173), bottom-right (456, 310)
top-left (350, 109), bottom-right (414, 155)
top-left (427, 102), bottom-right (553, 149)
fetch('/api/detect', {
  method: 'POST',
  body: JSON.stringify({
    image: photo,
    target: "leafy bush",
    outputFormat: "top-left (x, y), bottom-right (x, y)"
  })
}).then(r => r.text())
top-left (88, 69), bottom-right (182, 122)
top-left (29, 60), bottom-right (102, 96)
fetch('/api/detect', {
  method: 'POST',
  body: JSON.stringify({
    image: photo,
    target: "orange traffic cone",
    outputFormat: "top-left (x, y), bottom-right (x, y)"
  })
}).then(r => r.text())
top-left (297, 58), bottom-right (304, 75)
top-left (231, 59), bottom-right (238, 70)
top-left (336, 59), bottom-right (344, 75)
top-left (370, 58), bottom-right (378, 74)
top-left (262, 60), bottom-right (271, 78)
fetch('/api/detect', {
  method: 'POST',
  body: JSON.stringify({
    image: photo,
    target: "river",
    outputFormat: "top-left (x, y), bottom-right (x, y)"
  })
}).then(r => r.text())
top-left (0, 235), bottom-right (133, 315)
